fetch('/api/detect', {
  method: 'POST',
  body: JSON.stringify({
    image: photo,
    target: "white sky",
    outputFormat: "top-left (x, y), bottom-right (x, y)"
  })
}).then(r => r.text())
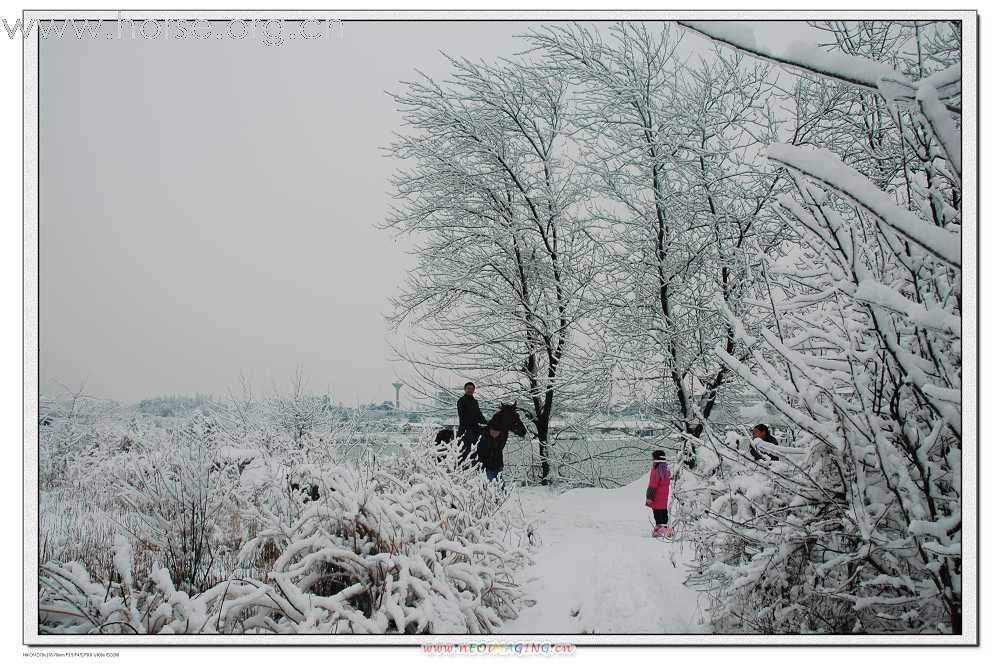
top-left (39, 20), bottom-right (550, 404)
top-left (38, 19), bottom-right (824, 405)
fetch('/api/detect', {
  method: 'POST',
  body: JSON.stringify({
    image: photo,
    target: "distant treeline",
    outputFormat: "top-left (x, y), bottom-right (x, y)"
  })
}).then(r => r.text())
top-left (135, 394), bottom-right (215, 417)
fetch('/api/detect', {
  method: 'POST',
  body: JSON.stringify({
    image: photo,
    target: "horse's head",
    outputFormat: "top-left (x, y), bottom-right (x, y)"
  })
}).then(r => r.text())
top-left (495, 402), bottom-right (527, 438)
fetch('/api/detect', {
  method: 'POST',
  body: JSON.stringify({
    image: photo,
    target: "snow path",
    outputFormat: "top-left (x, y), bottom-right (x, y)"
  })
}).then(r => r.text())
top-left (503, 475), bottom-right (708, 634)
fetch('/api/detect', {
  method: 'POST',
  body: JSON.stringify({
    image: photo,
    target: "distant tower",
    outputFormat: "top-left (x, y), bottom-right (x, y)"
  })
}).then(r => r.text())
top-left (392, 382), bottom-right (404, 410)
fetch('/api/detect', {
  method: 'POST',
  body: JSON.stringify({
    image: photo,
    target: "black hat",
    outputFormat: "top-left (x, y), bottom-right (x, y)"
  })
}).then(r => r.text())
top-left (652, 450), bottom-right (666, 461)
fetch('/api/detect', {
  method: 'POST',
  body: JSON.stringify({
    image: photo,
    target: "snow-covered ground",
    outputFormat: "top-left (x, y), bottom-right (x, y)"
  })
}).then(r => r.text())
top-left (503, 475), bottom-right (708, 634)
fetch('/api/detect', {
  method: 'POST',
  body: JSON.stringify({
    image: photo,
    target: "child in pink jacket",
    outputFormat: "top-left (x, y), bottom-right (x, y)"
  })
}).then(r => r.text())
top-left (645, 450), bottom-right (672, 538)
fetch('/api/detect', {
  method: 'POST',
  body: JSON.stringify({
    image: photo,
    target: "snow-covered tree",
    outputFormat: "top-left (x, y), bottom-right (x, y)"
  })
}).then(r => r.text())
top-left (528, 23), bottom-right (787, 438)
top-left (384, 57), bottom-right (607, 483)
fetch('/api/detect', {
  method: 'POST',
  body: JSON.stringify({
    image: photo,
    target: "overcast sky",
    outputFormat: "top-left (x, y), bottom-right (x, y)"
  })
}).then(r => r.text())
top-left (39, 20), bottom-right (556, 405)
top-left (39, 19), bottom-right (817, 405)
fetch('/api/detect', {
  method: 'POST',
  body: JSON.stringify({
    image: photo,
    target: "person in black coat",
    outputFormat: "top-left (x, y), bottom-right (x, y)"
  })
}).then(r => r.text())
top-left (457, 382), bottom-right (487, 466)
top-left (750, 424), bottom-right (780, 461)
top-left (477, 430), bottom-right (505, 479)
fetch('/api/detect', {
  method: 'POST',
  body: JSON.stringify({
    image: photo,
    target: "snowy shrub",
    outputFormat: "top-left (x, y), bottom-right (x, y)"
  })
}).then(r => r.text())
top-left (38, 391), bottom-right (116, 488)
top-left (680, 21), bottom-right (963, 634)
top-left (265, 371), bottom-right (334, 445)
top-left (40, 553), bottom-right (296, 635)
top-left (39, 421), bottom-right (529, 634)
top-left (236, 442), bottom-right (524, 633)
top-left (112, 417), bottom-right (244, 594)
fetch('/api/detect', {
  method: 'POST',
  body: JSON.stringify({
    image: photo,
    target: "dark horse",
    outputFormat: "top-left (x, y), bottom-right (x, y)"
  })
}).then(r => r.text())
top-left (474, 403), bottom-right (528, 478)
top-left (433, 427), bottom-right (456, 464)
top-left (434, 428), bottom-right (455, 446)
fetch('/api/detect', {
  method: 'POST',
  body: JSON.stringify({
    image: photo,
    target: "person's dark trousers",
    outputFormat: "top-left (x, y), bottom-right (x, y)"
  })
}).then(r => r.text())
top-left (459, 431), bottom-right (478, 468)
top-left (653, 508), bottom-right (669, 525)
top-left (485, 469), bottom-right (506, 493)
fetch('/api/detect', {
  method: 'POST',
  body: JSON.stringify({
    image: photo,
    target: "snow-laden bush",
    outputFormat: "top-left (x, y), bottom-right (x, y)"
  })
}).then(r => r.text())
top-left (39, 434), bottom-right (528, 634)
top-left (680, 427), bottom-right (859, 632)
top-left (679, 22), bottom-right (963, 634)
top-left (39, 391), bottom-right (118, 488)
top-left (39, 399), bottom-right (151, 577)
top-left (238, 444), bottom-right (524, 633)
top-left (40, 551), bottom-right (297, 635)
top-left (112, 417), bottom-right (244, 594)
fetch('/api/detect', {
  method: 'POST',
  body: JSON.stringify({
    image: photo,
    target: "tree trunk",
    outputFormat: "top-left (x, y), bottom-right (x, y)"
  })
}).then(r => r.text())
top-left (535, 419), bottom-right (551, 485)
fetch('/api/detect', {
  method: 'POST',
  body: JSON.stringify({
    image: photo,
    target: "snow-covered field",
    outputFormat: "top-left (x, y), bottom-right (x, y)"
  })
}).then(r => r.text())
top-left (504, 477), bottom-right (706, 634)
top-left (36, 393), bottom-right (714, 636)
